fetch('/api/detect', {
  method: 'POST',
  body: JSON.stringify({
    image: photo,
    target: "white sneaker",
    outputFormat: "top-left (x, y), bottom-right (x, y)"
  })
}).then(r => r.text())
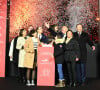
top-left (26, 80), bottom-right (31, 86)
top-left (31, 80), bottom-right (35, 86)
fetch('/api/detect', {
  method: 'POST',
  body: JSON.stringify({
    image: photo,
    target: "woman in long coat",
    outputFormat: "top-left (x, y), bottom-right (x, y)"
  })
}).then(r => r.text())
top-left (63, 30), bottom-right (80, 87)
top-left (24, 30), bottom-right (39, 86)
top-left (16, 29), bottom-right (27, 83)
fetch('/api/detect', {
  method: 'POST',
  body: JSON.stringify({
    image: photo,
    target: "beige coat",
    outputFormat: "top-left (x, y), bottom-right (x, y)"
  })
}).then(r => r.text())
top-left (16, 37), bottom-right (26, 68)
top-left (24, 37), bottom-right (34, 68)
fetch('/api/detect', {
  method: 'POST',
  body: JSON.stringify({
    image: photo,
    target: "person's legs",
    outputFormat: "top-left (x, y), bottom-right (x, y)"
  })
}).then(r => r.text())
top-left (81, 63), bottom-right (86, 85)
top-left (57, 64), bottom-right (64, 80)
top-left (56, 64), bottom-right (65, 87)
top-left (71, 61), bottom-right (77, 87)
top-left (26, 68), bottom-right (31, 86)
top-left (76, 63), bottom-right (81, 84)
top-left (67, 62), bottom-right (73, 83)
top-left (32, 70), bottom-right (35, 81)
top-left (66, 62), bottom-right (73, 87)
top-left (31, 49), bottom-right (37, 86)
top-left (26, 69), bottom-right (30, 80)
top-left (31, 68), bottom-right (36, 86)
top-left (18, 68), bottom-right (26, 83)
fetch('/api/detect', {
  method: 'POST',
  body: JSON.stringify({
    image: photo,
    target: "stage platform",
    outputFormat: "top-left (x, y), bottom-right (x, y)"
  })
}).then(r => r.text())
top-left (0, 78), bottom-right (100, 90)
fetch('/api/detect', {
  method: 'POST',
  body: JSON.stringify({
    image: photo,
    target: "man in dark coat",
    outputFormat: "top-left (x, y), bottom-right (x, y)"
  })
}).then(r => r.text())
top-left (37, 26), bottom-right (48, 44)
top-left (59, 26), bottom-right (68, 39)
top-left (74, 24), bottom-right (95, 86)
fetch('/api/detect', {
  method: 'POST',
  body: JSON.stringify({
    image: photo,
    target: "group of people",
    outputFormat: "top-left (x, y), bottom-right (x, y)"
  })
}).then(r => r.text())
top-left (9, 22), bottom-right (95, 87)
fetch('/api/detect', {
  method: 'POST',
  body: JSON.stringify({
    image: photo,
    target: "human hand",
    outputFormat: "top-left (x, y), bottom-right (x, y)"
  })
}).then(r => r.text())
top-left (44, 22), bottom-right (50, 28)
top-left (10, 56), bottom-right (13, 61)
top-left (76, 57), bottom-right (79, 61)
top-left (92, 46), bottom-right (95, 51)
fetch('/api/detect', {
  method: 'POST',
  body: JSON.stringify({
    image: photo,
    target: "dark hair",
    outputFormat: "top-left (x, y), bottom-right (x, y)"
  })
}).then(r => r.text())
top-left (76, 24), bottom-right (82, 28)
top-left (47, 36), bottom-right (53, 44)
top-left (66, 30), bottom-right (73, 36)
top-left (36, 26), bottom-right (42, 31)
top-left (56, 33), bottom-right (62, 39)
top-left (50, 24), bottom-right (58, 31)
top-left (36, 27), bottom-right (39, 31)
top-left (19, 29), bottom-right (25, 36)
top-left (62, 25), bottom-right (68, 28)
top-left (28, 29), bottom-right (36, 37)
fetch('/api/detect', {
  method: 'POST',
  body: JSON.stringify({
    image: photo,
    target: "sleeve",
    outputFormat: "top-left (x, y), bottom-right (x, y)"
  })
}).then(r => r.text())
top-left (9, 39), bottom-right (14, 57)
top-left (86, 33), bottom-right (94, 47)
top-left (16, 37), bottom-right (24, 50)
top-left (62, 43), bottom-right (67, 51)
top-left (42, 34), bottom-right (49, 44)
top-left (74, 40), bottom-right (80, 58)
top-left (48, 28), bottom-right (57, 37)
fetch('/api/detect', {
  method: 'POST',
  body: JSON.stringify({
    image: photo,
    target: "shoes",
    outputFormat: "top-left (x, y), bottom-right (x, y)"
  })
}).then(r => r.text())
top-left (55, 80), bottom-right (65, 87)
top-left (26, 80), bottom-right (31, 86)
top-left (67, 82), bottom-right (77, 87)
top-left (26, 80), bottom-right (35, 86)
top-left (67, 82), bottom-right (72, 87)
top-left (72, 82), bottom-right (77, 87)
top-left (31, 80), bottom-right (35, 86)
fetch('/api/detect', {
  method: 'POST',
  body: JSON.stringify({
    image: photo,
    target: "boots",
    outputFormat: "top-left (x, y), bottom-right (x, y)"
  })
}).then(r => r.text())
top-left (55, 80), bottom-right (65, 87)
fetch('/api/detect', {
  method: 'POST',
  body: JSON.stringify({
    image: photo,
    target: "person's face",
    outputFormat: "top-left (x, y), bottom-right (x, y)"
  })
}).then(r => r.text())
top-left (37, 27), bottom-right (43, 34)
top-left (54, 26), bottom-right (58, 32)
top-left (76, 25), bottom-right (82, 32)
top-left (15, 30), bottom-right (20, 36)
top-left (67, 31), bottom-right (73, 38)
top-left (28, 26), bottom-right (33, 32)
top-left (33, 32), bottom-right (37, 38)
top-left (22, 30), bottom-right (27, 36)
top-left (62, 26), bottom-right (68, 33)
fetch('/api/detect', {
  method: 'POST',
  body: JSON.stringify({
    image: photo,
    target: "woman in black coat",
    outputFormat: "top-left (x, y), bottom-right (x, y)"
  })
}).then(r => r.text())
top-left (63, 30), bottom-right (80, 87)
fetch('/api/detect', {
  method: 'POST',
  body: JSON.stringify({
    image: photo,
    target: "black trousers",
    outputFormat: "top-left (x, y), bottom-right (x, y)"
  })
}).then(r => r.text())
top-left (18, 68), bottom-right (26, 80)
top-left (66, 61), bottom-right (76, 83)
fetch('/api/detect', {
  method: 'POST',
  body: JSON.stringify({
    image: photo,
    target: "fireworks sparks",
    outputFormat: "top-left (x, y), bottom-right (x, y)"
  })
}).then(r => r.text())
top-left (9, 0), bottom-right (99, 42)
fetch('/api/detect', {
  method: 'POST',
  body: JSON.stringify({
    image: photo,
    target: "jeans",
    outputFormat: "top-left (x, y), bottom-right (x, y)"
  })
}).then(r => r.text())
top-left (76, 62), bottom-right (86, 83)
top-left (57, 64), bottom-right (64, 80)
